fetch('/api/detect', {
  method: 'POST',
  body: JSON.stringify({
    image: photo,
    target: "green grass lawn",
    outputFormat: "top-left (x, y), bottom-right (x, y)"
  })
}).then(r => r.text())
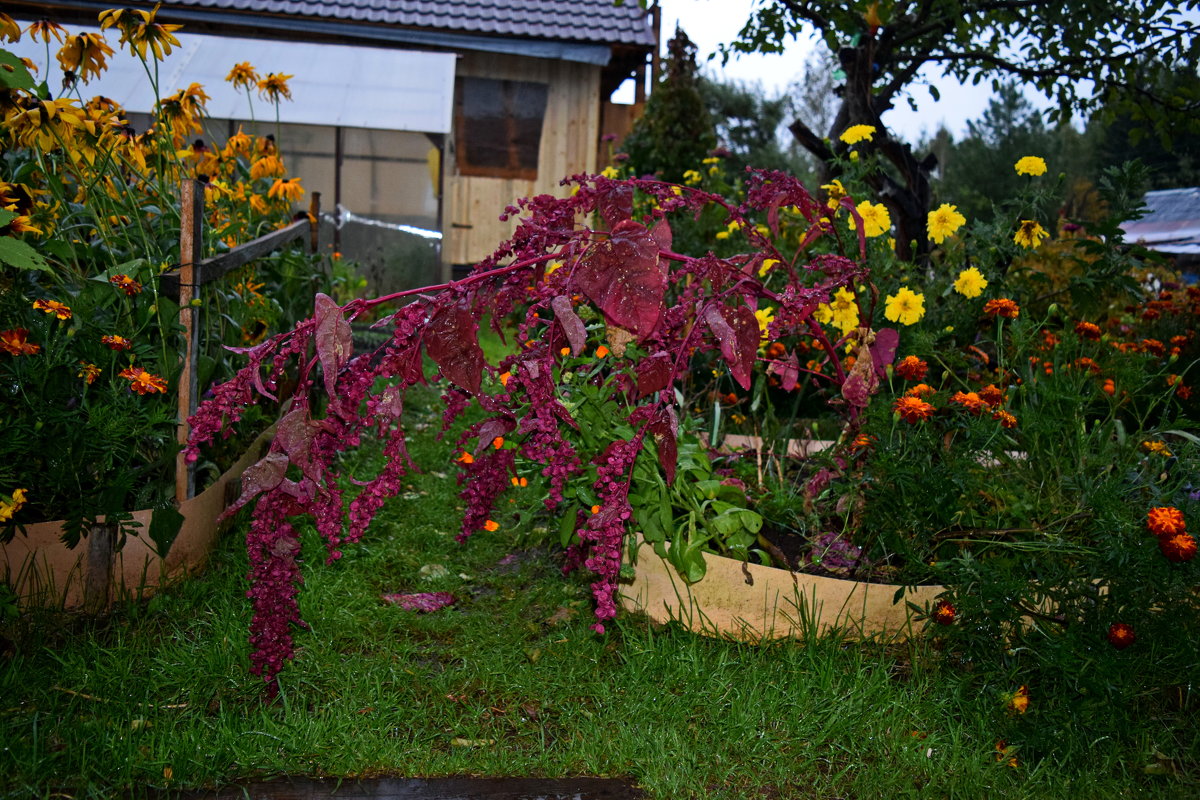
top-left (1, 389), bottom-right (1197, 799)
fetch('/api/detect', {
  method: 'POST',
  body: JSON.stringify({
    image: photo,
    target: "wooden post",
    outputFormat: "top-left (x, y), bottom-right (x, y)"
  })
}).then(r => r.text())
top-left (308, 191), bottom-right (321, 253)
top-left (83, 522), bottom-right (115, 614)
top-left (175, 180), bottom-right (203, 504)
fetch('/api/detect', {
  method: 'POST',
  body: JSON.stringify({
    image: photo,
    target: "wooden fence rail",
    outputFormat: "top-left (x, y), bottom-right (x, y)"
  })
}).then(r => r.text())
top-left (161, 179), bottom-right (320, 503)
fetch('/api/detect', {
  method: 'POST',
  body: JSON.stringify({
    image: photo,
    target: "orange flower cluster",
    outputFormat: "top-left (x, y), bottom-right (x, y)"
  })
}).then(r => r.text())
top-left (894, 355), bottom-right (928, 381)
top-left (983, 298), bottom-right (1019, 319)
top-left (949, 391), bottom-right (987, 415)
top-left (1074, 320), bottom-right (1102, 340)
top-left (1146, 506), bottom-right (1197, 563)
top-left (894, 396), bottom-right (934, 423)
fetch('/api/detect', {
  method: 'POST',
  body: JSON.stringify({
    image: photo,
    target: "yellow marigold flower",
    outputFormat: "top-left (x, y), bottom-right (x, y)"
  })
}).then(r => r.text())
top-left (754, 306), bottom-right (775, 341)
top-left (57, 33), bottom-right (114, 83)
top-left (0, 487), bottom-right (29, 523)
top-left (27, 19), bottom-right (67, 44)
top-left (225, 62), bottom-right (260, 91)
top-left (702, 156), bottom-right (721, 165)
top-left (118, 366), bottom-right (168, 395)
top-left (1013, 219), bottom-right (1049, 249)
top-left (1142, 440), bottom-right (1172, 457)
top-left (828, 286), bottom-right (859, 335)
top-left (682, 169), bottom-right (702, 185)
top-left (927, 203), bottom-right (966, 244)
top-left (851, 201), bottom-right (891, 238)
top-left (33, 298), bottom-right (72, 320)
top-left (78, 361), bottom-right (101, 384)
top-left (953, 267), bottom-right (988, 299)
top-left (0, 14), bottom-right (21, 43)
top-left (1014, 156), bottom-right (1047, 176)
top-left (884, 287), bottom-right (925, 326)
top-left (0, 328), bottom-right (40, 356)
top-left (257, 72), bottom-right (294, 103)
top-left (268, 177), bottom-right (304, 203)
top-left (600, 165), bottom-right (619, 179)
top-left (758, 258), bottom-right (779, 278)
top-left (1006, 686), bottom-right (1030, 715)
top-left (839, 124), bottom-right (876, 145)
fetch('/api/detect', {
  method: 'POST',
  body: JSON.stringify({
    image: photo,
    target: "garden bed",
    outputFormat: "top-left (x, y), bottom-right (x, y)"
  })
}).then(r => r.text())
top-left (1, 425), bottom-right (273, 610)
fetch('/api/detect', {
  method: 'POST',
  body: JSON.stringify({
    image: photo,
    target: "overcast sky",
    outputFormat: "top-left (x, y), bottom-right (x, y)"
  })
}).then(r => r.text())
top-left (645, 0), bottom-right (1006, 143)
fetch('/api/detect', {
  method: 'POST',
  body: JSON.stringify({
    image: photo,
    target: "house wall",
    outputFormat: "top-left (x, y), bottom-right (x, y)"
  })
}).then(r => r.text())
top-left (445, 52), bottom-right (601, 272)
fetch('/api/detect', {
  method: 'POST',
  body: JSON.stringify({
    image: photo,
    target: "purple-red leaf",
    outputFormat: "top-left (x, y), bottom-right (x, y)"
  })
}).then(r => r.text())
top-left (426, 303), bottom-right (485, 395)
top-left (274, 406), bottom-right (320, 481)
top-left (574, 219), bottom-right (666, 341)
top-left (869, 327), bottom-right (900, 380)
top-left (222, 451), bottom-right (289, 519)
top-left (636, 351), bottom-right (673, 399)
top-left (596, 181), bottom-right (634, 228)
top-left (703, 303), bottom-right (759, 390)
top-left (383, 592), bottom-right (455, 612)
top-left (839, 196), bottom-right (867, 261)
top-left (473, 416), bottom-right (516, 454)
top-left (551, 295), bottom-right (587, 356)
top-left (314, 293), bottom-right (353, 399)
top-left (841, 371), bottom-right (872, 408)
top-left (767, 350), bottom-right (800, 392)
top-left (650, 218), bottom-right (672, 252)
top-left (645, 407), bottom-right (678, 485)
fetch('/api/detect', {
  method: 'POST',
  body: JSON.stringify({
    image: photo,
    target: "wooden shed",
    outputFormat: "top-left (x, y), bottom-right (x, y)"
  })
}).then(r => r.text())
top-left (6, 0), bottom-right (659, 282)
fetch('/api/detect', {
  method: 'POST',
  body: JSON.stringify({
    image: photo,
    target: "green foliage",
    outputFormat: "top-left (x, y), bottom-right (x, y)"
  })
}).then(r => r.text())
top-left (621, 27), bottom-right (717, 183)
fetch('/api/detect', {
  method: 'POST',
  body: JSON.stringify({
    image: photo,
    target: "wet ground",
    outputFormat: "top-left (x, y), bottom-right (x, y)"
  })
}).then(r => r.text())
top-left (161, 776), bottom-right (643, 799)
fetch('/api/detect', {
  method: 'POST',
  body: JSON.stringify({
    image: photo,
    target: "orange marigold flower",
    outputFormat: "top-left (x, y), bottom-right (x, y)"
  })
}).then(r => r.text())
top-left (932, 599), bottom-right (956, 625)
top-left (894, 355), bottom-right (928, 381)
top-left (1073, 357), bottom-right (1100, 373)
top-left (492, 437), bottom-right (505, 449)
top-left (77, 361), bottom-right (100, 384)
top-left (560, 347), bottom-right (570, 356)
top-left (1107, 622), bottom-right (1136, 650)
top-left (1074, 321), bottom-right (1102, 340)
top-left (1040, 330), bottom-right (1061, 350)
top-left (1179, 385), bottom-right (1193, 401)
top-left (978, 384), bottom-right (1005, 406)
top-left (510, 476), bottom-right (528, 487)
top-left (457, 451), bottom-right (474, 464)
top-left (109, 273), bottom-right (143, 296)
top-left (33, 298), bottom-right (72, 320)
top-left (1101, 378), bottom-right (1115, 395)
top-left (894, 396), bottom-right (934, 423)
top-left (1147, 506), bottom-right (1186, 537)
top-left (992, 409), bottom-right (1017, 429)
top-left (1160, 532), bottom-right (1197, 562)
top-left (1142, 307), bottom-right (1160, 321)
top-left (950, 391), bottom-right (987, 415)
top-left (765, 341), bottom-right (787, 359)
top-left (1006, 685), bottom-right (1030, 715)
top-left (498, 371), bottom-right (511, 387)
top-left (595, 345), bottom-right (610, 358)
top-left (483, 519), bottom-right (500, 532)
top-left (1142, 338), bottom-right (1166, 358)
top-left (1170, 335), bottom-right (1189, 347)
top-left (118, 366), bottom-right (167, 394)
top-left (983, 298), bottom-right (1020, 319)
top-left (101, 334), bottom-right (132, 351)
top-left (0, 328), bottom-right (40, 356)
top-left (905, 383), bottom-right (936, 398)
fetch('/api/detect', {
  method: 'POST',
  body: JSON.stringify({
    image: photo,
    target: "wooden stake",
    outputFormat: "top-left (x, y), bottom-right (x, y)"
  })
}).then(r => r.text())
top-left (175, 179), bottom-right (202, 504)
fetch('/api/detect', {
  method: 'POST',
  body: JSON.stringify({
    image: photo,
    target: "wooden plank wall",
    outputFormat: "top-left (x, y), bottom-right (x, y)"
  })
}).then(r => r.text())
top-left (445, 52), bottom-right (601, 269)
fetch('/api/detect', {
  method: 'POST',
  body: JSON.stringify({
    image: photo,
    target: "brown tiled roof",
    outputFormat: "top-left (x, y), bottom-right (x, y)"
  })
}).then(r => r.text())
top-left (159, 0), bottom-right (656, 46)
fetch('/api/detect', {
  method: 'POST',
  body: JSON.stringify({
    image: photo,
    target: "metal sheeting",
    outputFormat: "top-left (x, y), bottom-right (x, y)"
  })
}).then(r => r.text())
top-left (1122, 187), bottom-right (1200, 254)
top-left (8, 27), bottom-right (456, 134)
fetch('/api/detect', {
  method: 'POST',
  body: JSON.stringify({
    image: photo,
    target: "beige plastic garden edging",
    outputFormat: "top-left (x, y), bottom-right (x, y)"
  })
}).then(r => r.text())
top-left (1, 426), bottom-right (272, 610)
top-left (619, 535), bottom-right (945, 643)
